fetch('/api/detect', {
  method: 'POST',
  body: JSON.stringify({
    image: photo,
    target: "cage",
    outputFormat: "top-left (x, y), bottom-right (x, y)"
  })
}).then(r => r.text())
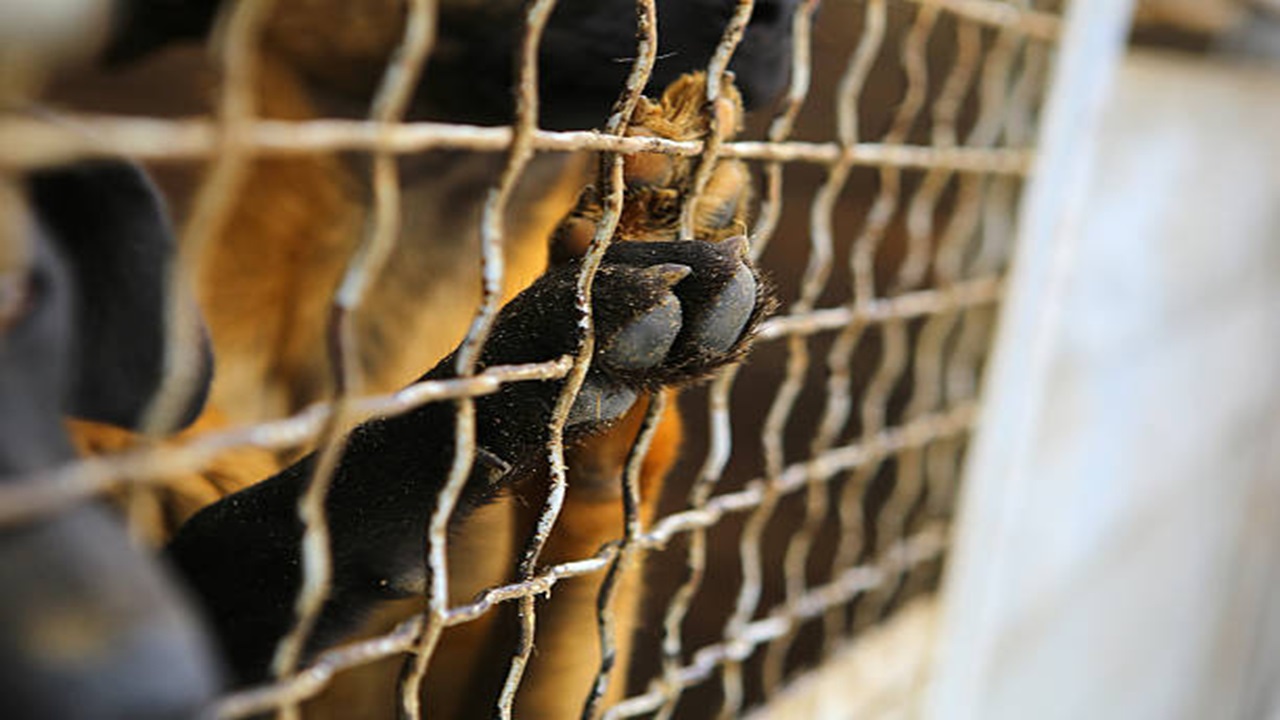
top-left (2, 1), bottom-right (1277, 719)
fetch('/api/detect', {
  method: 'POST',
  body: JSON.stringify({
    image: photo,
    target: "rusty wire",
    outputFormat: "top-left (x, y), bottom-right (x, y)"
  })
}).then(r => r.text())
top-left (139, 0), bottom-right (275, 437)
top-left (605, 525), bottom-right (950, 720)
top-left (494, 0), bottom-right (659, 715)
top-left (0, 0), bottom-right (1067, 717)
top-left (525, 0), bottom-right (661, 711)
top-left (112, 0), bottom-right (276, 545)
top-left (868, 14), bottom-right (988, 630)
top-left (763, 2), bottom-right (941, 691)
top-left (827, 7), bottom-right (1022, 650)
top-left (0, 359), bottom-right (572, 525)
top-left (212, 399), bottom-right (977, 718)
top-left (903, 0), bottom-right (1063, 38)
top-left (676, 0), bottom-right (754, 239)
top-left (620, 1), bottom-right (1056, 712)
top-left (654, 2), bottom-right (822, 715)
top-left (655, 365), bottom-right (741, 720)
top-left (750, 0), bottom-right (821, 259)
top-left (0, 270), bottom-right (999, 529)
top-left (107, 0), bottom-right (276, 544)
top-left (0, 115), bottom-right (1038, 173)
top-left (835, 1), bottom-right (942, 642)
top-left (420, 2), bottom-right (565, 718)
top-left (582, 392), bottom-right (668, 720)
top-left (721, 1), bottom-right (890, 712)
top-left (270, 4), bottom-right (439, 711)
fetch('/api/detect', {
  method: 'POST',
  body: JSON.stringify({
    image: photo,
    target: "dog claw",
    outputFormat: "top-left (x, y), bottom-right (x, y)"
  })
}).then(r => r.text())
top-left (641, 263), bottom-right (693, 288)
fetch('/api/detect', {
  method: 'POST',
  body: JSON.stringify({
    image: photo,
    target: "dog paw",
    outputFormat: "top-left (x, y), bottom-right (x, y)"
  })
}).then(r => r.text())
top-left (593, 237), bottom-right (762, 379)
top-left (550, 72), bottom-right (755, 262)
top-left (463, 72), bottom-right (773, 482)
top-left (478, 237), bottom-right (770, 434)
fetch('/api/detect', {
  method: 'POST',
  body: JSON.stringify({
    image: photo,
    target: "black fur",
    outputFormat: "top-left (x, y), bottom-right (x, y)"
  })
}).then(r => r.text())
top-left (428, 0), bottom-right (803, 127)
top-left (102, 0), bottom-right (222, 66)
top-left (28, 161), bottom-right (212, 431)
top-left (166, 239), bottom-right (772, 683)
top-left (101, 0), bottom-right (803, 128)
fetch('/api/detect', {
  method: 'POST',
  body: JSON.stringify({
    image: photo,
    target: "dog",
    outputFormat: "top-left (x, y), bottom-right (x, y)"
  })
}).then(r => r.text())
top-left (0, 160), bottom-right (222, 720)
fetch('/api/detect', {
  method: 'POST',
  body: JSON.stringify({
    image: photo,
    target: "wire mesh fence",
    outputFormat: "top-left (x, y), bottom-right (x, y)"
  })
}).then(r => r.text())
top-left (0, 0), bottom-right (1064, 717)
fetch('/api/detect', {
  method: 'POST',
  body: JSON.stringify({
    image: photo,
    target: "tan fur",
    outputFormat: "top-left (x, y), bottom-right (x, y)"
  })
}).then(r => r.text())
top-left (515, 392), bottom-right (683, 715)
top-left (303, 501), bottom-right (514, 720)
top-left (66, 413), bottom-right (279, 540)
top-left (201, 51), bottom-right (586, 425)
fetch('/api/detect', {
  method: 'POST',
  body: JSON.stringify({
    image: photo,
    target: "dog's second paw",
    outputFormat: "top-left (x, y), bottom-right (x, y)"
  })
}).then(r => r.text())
top-left (549, 72), bottom-right (755, 264)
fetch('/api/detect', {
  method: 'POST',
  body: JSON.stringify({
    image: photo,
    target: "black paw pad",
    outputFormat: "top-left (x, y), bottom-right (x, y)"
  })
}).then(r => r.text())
top-left (599, 264), bottom-right (689, 372)
top-left (681, 238), bottom-right (757, 356)
top-left (567, 383), bottom-right (639, 427)
top-left (475, 238), bottom-right (771, 437)
top-left (596, 237), bottom-right (770, 385)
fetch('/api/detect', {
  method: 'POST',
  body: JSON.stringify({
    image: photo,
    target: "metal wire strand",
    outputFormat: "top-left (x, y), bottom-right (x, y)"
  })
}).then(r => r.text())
top-left (763, 2), bottom-right (942, 689)
top-left (211, 401), bottom-right (976, 717)
top-left (581, 392), bottom-right (667, 720)
top-left (606, 526), bottom-right (950, 720)
top-left (720, 1), bottom-right (889, 712)
top-left (653, 366), bottom-right (740, 720)
top-left (834, 3), bottom-right (942, 638)
top-left (830, 22), bottom-right (1001, 653)
top-left (117, 0), bottom-right (276, 542)
top-left (0, 266), bottom-right (998, 531)
top-left (392, 1), bottom-right (563, 717)
top-left (140, 0), bottom-right (275, 437)
top-left (749, 0), bottom-right (820, 259)
top-left (903, 13), bottom-right (1051, 615)
top-left (652, 4), bottom-right (818, 713)
top-left (0, 115), bottom-right (1037, 174)
top-left (270, 7), bottom-right (439, 715)
top-left (677, 0), bottom-right (754, 239)
top-left (0, 359), bottom-right (571, 527)
top-left (900, 0), bottom-right (1063, 40)
top-left (895, 18), bottom-right (984, 293)
top-left (495, 0), bottom-right (658, 715)
top-left (877, 16), bottom-right (988, 623)
top-left (853, 25), bottom-right (1028, 633)
top-left (578, 6), bottom-right (662, 714)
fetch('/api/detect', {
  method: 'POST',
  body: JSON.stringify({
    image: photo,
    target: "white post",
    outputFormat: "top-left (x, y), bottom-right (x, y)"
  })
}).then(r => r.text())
top-left (925, 0), bottom-right (1129, 714)
top-left (925, 2), bottom-right (1136, 709)
top-left (928, 3), bottom-right (1280, 718)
